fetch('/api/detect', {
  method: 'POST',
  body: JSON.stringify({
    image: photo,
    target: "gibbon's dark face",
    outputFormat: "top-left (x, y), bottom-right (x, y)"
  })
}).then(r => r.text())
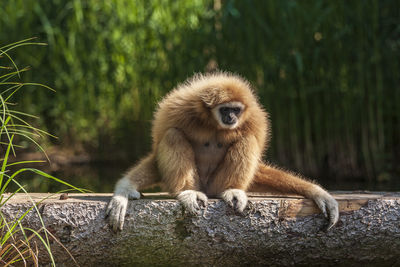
top-left (219, 106), bottom-right (241, 125)
top-left (211, 101), bottom-right (244, 129)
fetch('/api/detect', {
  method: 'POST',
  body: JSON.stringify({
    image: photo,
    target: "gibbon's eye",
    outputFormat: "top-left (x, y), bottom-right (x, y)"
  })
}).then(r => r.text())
top-left (232, 107), bottom-right (241, 114)
top-left (220, 107), bottom-right (229, 114)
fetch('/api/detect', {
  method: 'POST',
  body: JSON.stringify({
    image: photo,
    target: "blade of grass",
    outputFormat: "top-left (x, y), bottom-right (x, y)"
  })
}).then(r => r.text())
top-left (0, 181), bottom-right (54, 265)
top-left (0, 135), bottom-right (13, 188)
top-left (0, 37), bottom-right (39, 50)
top-left (6, 160), bottom-right (46, 167)
top-left (0, 50), bottom-right (19, 78)
top-left (19, 227), bottom-right (55, 267)
top-left (0, 186), bottom-right (23, 206)
top-left (0, 131), bottom-right (49, 161)
top-left (15, 223), bottom-right (37, 265)
top-left (8, 168), bottom-right (86, 193)
top-left (0, 117), bottom-right (12, 145)
top-left (5, 110), bottom-right (40, 119)
top-left (6, 124), bottom-right (57, 139)
top-left (3, 129), bottom-right (41, 138)
top-left (0, 82), bottom-right (55, 92)
top-left (0, 97), bottom-right (13, 146)
top-left (2, 86), bottom-right (24, 103)
top-left (0, 142), bottom-right (24, 148)
top-left (5, 243), bottom-right (26, 267)
top-left (0, 67), bottom-right (30, 82)
top-left (43, 228), bottom-right (79, 267)
top-left (0, 42), bottom-right (48, 58)
top-left (0, 84), bottom-right (24, 97)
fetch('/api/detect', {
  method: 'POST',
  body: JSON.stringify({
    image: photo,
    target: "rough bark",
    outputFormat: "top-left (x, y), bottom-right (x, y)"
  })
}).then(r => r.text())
top-left (1, 192), bottom-right (400, 266)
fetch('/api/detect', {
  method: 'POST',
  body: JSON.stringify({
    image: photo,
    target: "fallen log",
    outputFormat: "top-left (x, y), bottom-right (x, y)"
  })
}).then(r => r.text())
top-left (2, 192), bottom-right (400, 266)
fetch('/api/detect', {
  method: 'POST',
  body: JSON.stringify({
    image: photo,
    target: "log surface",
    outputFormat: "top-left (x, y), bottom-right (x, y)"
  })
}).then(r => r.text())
top-left (2, 192), bottom-right (400, 266)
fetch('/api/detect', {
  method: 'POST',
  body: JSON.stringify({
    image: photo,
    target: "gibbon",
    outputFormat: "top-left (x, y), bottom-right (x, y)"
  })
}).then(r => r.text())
top-left (106, 72), bottom-right (339, 231)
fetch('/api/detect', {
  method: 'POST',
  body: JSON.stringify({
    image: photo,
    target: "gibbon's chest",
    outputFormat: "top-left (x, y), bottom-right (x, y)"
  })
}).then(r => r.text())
top-left (190, 136), bottom-right (229, 191)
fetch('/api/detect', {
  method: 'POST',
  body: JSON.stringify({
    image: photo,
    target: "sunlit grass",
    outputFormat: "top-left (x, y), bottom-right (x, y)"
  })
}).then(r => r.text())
top-left (0, 38), bottom-right (85, 266)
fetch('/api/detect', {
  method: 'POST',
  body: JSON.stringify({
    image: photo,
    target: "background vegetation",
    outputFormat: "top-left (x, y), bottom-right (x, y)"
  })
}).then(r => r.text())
top-left (0, 0), bottom-right (399, 189)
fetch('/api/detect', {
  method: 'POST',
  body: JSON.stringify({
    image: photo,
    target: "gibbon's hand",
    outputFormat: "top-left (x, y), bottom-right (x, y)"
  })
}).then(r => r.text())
top-left (106, 190), bottom-right (141, 231)
top-left (177, 190), bottom-right (208, 214)
top-left (311, 185), bottom-right (339, 230)
top-left (221, 189), bottom-right (248, 212)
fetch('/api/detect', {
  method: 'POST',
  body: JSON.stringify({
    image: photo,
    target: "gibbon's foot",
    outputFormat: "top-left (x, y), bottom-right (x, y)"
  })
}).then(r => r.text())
top-left (105, 177), bottom-right (141, 231)
top-left (311, 185), bottom-right (339, 230)
top-left (221, 189), bottom-right (248, 212)
top-left (177, 190), bottom-right (208, 214)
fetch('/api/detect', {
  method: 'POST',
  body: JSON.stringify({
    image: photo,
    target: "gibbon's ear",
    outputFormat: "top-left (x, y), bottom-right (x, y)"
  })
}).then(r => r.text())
top-left (199, 87), bottom-right (230, 108)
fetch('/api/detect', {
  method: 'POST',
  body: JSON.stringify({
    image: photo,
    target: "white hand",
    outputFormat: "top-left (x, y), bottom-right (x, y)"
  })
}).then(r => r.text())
top-left (106, 195), bottom-right (129, 231)
top-left (177, 190), bottom-right (208, 214)
top-left (221, 189), bottom-right (248, 212)
top-left (106, 177), bottom-right (141, 231)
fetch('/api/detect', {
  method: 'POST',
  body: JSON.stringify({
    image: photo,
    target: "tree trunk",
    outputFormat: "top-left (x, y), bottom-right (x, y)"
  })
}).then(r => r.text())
top-left (2, 192), bottom-right (400, 266)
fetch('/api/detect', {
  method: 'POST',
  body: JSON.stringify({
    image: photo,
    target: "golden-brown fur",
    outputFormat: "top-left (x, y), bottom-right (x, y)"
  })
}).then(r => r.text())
top-left (152, 73), bottom-right (266, 195)
top-left (106, 72), bottom-right (339, 231)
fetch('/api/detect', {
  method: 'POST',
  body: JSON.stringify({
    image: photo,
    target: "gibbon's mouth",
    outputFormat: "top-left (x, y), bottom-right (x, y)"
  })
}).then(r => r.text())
top-left (220, 118), bottom-right (239, 129)
top-left (222, 116), bottom-right (237, 125)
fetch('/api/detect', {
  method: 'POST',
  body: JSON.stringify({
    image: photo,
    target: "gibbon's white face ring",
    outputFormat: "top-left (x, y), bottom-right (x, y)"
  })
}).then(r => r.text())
top-left (212, 101), bottom-right (244, 129)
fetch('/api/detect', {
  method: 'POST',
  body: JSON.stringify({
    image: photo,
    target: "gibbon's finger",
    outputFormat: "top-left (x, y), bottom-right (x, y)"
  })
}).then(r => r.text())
top-left (196, 191), bottom-right (208, 207)
top-left (235, 196), bottom-right (248, 213)
top-left (197, 199), bottom-right (207, 208)
top-left (105, 202), bottom-right (112, 218)
top-left (105, 198), bottom-right (119, 220)
top-left (108, 202), bottom-right (119, 231)
top-left (113, 204), bottom-right (125, 232)
top-left (113, 206), bottom-right (122, 232)
top-left (118, 201), bottom-right (128, 231)
top-left (177, 190), bottom-right (203, 214)
top-left (314, 197), bottom-right (328, 218)
top-left (233, 190), bottom-right (248, 212)
top-left (221, 189), bottom-right (235, 207)
top-left (109, 201), bottom-right (120, 232)
top-left (326, 199), bottom-right (339, 230)
top-left (221, 189), bottom-right (248, 212)
top-left (105, 197), bottom-right (119, 218)
top-left (186, 199), bottom-right (200, 214)
top-left (313, 190), bottom-right (339, 230)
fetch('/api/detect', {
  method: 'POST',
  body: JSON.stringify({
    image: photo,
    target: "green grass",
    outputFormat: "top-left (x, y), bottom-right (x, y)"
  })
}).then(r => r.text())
top-left (0, 39), bottom-right (85, 266)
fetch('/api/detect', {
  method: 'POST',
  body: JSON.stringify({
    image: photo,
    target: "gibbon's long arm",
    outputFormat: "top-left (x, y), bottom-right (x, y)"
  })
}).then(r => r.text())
top-left (156, 128), bottom-right (197, 193)
top-left (106, 153), bottom-right (159, 231)
top-left (124, 154), bottom-right (160, 190)
top-left (156, 128), bottom-right (208, 213)
top-left (250, 164), bottom-right (339, 229)
top-left (207, 135), bottom-right (261, 212)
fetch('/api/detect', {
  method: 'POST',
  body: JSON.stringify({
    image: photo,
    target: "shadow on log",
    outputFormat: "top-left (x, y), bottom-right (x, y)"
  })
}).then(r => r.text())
top-left (2, 192), bottom-right (400, 266)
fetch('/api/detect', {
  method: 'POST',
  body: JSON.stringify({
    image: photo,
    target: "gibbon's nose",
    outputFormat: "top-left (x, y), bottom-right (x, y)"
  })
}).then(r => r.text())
top-left (222, 113), bottom-right (236, 125)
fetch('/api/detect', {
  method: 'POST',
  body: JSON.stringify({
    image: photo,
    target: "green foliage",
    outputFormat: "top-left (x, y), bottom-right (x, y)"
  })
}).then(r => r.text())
top-left (1, 0), bottom-right (214, 147)
top-left (0, 0), bottom-right (399, 181)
